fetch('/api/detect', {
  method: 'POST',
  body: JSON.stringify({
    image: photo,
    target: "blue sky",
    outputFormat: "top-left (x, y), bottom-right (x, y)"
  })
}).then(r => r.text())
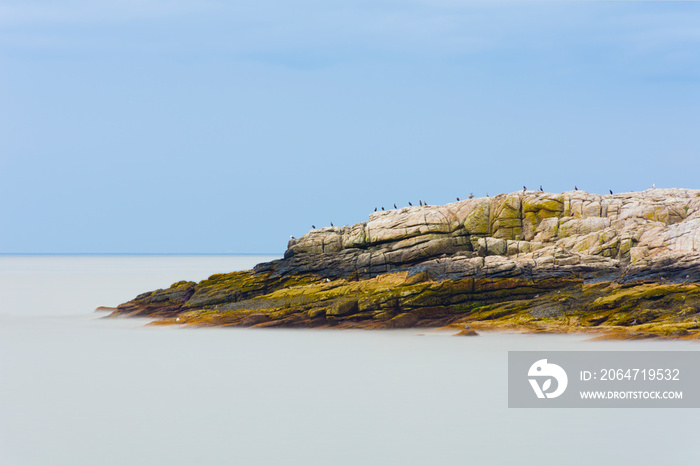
top-left (1, 0), bottom-right (699, 253)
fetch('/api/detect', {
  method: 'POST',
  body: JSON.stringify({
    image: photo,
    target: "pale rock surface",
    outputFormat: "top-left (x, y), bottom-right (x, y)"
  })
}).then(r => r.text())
top-left (274, 189), bottom-right (700, 283)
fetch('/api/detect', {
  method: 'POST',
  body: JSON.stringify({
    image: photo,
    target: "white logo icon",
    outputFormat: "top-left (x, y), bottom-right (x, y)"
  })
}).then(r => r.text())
top-left (528, 359), bottom-right (568, 399)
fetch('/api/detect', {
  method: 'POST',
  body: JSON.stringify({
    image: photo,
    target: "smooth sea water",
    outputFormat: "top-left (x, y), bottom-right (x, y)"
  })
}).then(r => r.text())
top-left (0, 255), bottom-right (698, 466)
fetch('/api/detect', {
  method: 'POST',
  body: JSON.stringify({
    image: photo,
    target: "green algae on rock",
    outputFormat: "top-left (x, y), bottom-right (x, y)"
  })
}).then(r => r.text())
top-left (110, 188), bottom-right (700, 339)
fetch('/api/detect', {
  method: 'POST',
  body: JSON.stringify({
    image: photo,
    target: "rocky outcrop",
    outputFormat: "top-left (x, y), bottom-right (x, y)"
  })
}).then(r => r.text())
top-left (110, 189), bottom-right (700, 339)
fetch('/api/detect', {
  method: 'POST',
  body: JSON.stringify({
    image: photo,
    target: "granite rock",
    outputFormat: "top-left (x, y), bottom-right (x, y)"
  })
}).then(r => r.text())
top-left (110, 189), bottom-right (700, 339)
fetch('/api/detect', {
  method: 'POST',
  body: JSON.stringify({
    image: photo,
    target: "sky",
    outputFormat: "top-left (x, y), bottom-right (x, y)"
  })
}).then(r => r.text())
top-left (1, 0), bottom-right (699, 254)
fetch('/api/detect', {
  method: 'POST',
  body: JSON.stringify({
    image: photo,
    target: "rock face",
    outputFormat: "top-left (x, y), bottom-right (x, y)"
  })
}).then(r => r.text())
top-left (111, 189), bottom-right (700, 339)
top-left (276, 188), bottom-right (700, 281)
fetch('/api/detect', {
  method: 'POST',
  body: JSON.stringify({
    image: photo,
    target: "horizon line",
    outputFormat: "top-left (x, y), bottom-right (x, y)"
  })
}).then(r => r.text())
top-left (0, 252), bottom-right (283, 256)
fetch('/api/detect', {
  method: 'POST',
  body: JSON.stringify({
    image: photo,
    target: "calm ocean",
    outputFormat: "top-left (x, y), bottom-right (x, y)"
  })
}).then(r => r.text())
top-left (0, 255), bottom-right (697, 465)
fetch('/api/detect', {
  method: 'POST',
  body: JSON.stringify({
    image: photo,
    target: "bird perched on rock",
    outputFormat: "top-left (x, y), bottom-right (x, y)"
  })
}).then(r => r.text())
top-left (539, 185), bottom-right (543, 192)
top-left (394, 203), bottom-right (397, 209)
top-left (651, 183), bottom-right (656, 189)
top-left (523, 186), bottom-right (527, 193)
top-left (374, 207), bottom-right (377, 212)
top-left (408, 201), bottom-right (413, 206)
top-left (486, 193), bottom-right (489, 197)
top-left (419, 200), bottom-right (423, 206)
top-left (456, 197), bottom-right (460, 201)
top-left (330, 221), bottom-right (333, 227)
top-left (312, 225), bottom-right (315, 229)
top-left (290, 235), bottom-right (295, 239)
top-left (609, 189), bottom-right (613, 195)
top-left (469, 193), bottom-right (474, 199)
top-left (381, 207), bottom-right (385, 211)
top-left (574, 185), bottom-right (578, 191)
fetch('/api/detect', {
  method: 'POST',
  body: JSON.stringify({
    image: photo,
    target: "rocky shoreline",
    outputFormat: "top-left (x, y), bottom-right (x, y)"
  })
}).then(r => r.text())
top-left (109, 188), bottom-right (700, 339)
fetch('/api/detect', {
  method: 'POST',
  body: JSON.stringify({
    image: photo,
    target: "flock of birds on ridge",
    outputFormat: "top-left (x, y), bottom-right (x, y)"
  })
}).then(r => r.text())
top-left (291, 184), bottom-right (656, 238)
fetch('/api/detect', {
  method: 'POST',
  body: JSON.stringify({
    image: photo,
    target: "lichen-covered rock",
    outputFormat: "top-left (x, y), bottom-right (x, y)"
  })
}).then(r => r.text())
top-left (115, 280), bottom-right (196, 317)
top-left (278, 188), bottom-right (700, 279)
top-left (111, 188), bottom-right (700, 339)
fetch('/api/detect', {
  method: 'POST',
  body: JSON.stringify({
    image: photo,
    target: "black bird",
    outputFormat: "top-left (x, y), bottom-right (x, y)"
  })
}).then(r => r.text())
top-left (394, 203), bottom-right (397, 209)
top-left (486, 193), bottom-right (489, 197)
top-left (539, 185), bottom-right (543, 192)
top-left (382, 207), bottom-right (385, 211)
top-left (523, 186), bottom-right (527, 192)
top-left (456, 197), bottom-right (460, 201)
top-left (312, 225), bottom-right (316, 229)
top-left (469, 193), bottom-right (474, 199)
top-left (408, 201), bottom-right (413, 206)
top-left (609, 189), bottom-right (613, 195)
top-left (330, 221), bottom-right (334, 227)
top-left (374, 207), bottom-right (377, 212)
top-left (574, 185), bottom-right (578, 191)
top-left (419, 200), bottom-right (423, 206)
top-left (424, 201), bottom-right (428, 206)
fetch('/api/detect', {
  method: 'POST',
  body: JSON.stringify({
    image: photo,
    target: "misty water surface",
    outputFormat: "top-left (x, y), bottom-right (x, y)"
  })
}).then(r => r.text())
top-left (0, 256), bottom-right (697, 466)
